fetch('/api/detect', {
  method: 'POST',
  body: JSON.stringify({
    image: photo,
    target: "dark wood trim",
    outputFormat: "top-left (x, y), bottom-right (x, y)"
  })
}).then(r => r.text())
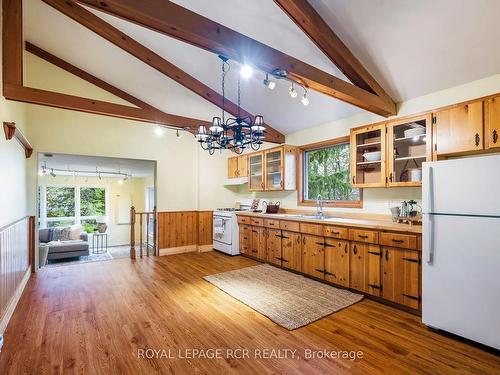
top-left (2, 0), bottom-right (23, 88)
top-left (77, 0), bottom-right (396, 117)
top-left (3, 122), bottom-right (33, 158)
top-left (42, 0), bottom-right (284, 143)
top-left (3, 84), bottom-right (209, 130)
top-left (25, 41), bottom-right (156, 111)
top-left (273, 0), bottom-right (394, 109)
top-left (297, 136), bottom-right (363, 208)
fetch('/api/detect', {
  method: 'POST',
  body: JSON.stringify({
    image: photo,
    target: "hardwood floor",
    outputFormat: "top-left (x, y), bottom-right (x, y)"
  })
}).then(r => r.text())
top-left (1, 251), bottom-right (498, 374)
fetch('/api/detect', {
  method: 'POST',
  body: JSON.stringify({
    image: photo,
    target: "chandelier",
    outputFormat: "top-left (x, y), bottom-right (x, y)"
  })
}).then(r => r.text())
top-left (195, 56), bottom-right (265, 155)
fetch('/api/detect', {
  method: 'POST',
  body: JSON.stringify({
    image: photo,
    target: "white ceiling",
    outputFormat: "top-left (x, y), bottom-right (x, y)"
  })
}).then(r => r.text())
top-left (38, 153), bottom-right (155, 178)
top-left (23, 0), bottom-right (500, 135)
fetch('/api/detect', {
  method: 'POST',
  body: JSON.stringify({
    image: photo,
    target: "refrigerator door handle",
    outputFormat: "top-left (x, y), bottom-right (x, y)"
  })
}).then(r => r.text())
top-left (425, 166), bottom-right (434, 264)
top-left (425, 214), bottom-right (434, 264)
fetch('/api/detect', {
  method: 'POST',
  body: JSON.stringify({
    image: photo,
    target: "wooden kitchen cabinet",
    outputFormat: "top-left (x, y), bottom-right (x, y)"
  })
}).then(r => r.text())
top-left (263, 145), bottom-right (298, 191)
top-left (434, 101), bottom-right (484, 156)
top-left (266, 228), bottom-right (282, 266)
top-left (486, 96), bottom-right (500, 150)
top-left (350, 242), bottom-right (381, 296)
top-left (301, 234), bottom-right (325, 279)
top-left (281, 231), bottom-right (302, 272)
top-left (382, 247), bottom-right (421, 309)
top-left (248, 152), bottom-right (265, 191)
top-left (324, 239), bottom-right (350, 287)
top-left (250, 226), bottom-right (266, 261)
top-left (239, 224), bottom-right (251, 254)
top-left (386, 114), bottom-right (432, 187)
top-left (350, 123), bottom-right (387, 188)
top-left (227, 155), bottom-right (248, 178)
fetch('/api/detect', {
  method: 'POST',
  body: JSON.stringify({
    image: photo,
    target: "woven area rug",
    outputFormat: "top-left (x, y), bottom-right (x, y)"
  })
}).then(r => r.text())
top-left (204, 264), bottom-right (363, 330)
top-left (45, 252), bottom-right (113, 268)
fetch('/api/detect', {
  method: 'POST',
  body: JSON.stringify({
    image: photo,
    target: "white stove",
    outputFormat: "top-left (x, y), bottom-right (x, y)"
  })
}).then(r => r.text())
top-left (213, 206), bottom-right (251, 255)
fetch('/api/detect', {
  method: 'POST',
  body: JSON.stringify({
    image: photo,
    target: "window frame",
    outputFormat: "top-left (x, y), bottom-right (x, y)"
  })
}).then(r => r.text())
top-left (39, 184), bottom-right (108, 228)
top-left (298, 136), bottom-right (363, 208)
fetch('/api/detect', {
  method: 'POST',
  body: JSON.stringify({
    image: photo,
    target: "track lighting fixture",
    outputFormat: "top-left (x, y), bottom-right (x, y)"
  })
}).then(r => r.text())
top-left (154, 126), bottom-right (165, 136)
top-left (263, 73), bottom-right (275, 90)
top-left (240, 64), bottom-right (253, 79)
top-left (301, 89), bottom-right (309, 106)
top-left (289, 83), bottom-right (298, 98)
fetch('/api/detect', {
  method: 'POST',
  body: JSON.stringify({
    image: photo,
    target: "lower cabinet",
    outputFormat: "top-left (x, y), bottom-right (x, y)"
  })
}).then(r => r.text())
top-left (250, 226), bottom-right (266, 261)
top-left (301, 234), bottom-right (325, 279)
top-left (350, 242), bottom-right (382, 297)
top-left (381, 247), bottom-right (421, 309)
top-left (239, 224), bottom-right (251, 255)
top-left (324, 239), bottom-right (350, 287)
top-left (281, 231), bottom-right (301, 272)
top-left (266, 228), bottom-right (282, 266)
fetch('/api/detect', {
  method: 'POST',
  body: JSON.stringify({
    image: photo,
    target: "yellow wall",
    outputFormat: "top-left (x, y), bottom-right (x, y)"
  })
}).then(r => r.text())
top-left (37, 175), bottom-right (149, 246)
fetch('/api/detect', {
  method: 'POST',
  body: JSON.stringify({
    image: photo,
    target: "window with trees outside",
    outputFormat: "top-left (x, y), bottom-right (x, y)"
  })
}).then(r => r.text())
top-left (301, 137), bottom-right (362, 208)
top-left (39, 186), bottom-right (107, 233)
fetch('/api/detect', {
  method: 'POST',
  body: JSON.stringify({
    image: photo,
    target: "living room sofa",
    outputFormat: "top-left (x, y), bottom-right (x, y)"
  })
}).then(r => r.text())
top-left (39, 227), bottom-right (90, 261)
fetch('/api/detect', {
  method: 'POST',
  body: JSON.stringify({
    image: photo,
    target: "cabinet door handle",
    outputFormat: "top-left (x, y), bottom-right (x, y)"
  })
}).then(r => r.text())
top-left (324, 270), bottom-right (335, 276)
top-left (315, 268), bottom-right (325, 274)
top-left (493, 130), bottom-right (498, 144)
top-left (402, 257), bottom-right (420, 264)
top-left (281, 258), bottom-right (289, 263)
top-left (280, 180), bottom-right (283, 188)
top-left (358, 235), bottom-right (369, 239)
top-left (353, 245), bottom-right (357, 255)
top-left (391, 239), bottom-right (404, 243)
top-left (368, 251), bottom-right (381, 256)
top-left (344, 244), bottom-right (348, 254)
top-left (368, 284), bottom-right (382, 290)
top-left (475, 133), bottom-right (480, 147)
top-left (324, 242), bottom-right (336, 248)
top-left (402, 294), bottom-right (420, 301)
top-left (281, 235), bottom-right (289, 239)
top-left (302, 236), bottom-right (306, 245)
top-left (385, 250), bottom-right (389, 261)
top-left (389, 173), bottom-right (393, 183)
top-left (352, 175), bottom-right (356, 184)
top-left (315, 241), bottom-right (325, 246)
top-left (252, 230), bottom-right (257, 233)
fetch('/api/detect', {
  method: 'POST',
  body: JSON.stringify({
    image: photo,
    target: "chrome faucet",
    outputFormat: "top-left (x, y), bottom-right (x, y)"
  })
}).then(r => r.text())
top-left (316, 194), bottom-right (324, 219)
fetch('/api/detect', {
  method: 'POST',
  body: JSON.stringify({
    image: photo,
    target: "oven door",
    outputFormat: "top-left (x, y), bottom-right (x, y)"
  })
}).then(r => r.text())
top-left (213, 215), bottom-right (232, 245)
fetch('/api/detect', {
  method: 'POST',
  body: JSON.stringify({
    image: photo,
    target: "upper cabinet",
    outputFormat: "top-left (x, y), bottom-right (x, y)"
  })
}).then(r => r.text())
top-left (386, 114), bottom-right (432, 187)
top-left (248, 145), bottom-right (297, 192)
top-left (227, 155), bottom-right (248, 179)
top-left (434, 101), bottom-right (484, 156)
top-left (350, 124), bottom-right (387, 188)
top-left (249, 152), bottom-right (265, 191)
top-left (486, 96), bottom-right (500, 150)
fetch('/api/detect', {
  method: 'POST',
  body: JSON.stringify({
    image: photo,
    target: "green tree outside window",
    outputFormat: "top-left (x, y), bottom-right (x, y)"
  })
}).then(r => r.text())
top-left (305, 143), bottom-right (360, 201)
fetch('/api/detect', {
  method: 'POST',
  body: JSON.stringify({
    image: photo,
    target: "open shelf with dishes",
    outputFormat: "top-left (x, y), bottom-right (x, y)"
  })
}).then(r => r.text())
top-left (350, 124), bottom-right (386, 187)
top-left (386, 114), bottom-right (432, 187)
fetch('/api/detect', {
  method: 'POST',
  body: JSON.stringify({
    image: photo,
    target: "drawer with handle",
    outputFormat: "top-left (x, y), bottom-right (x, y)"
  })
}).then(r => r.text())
top-left (380, 232), bottom-right (417, 250)
top-left (349, 229), bottom-right (379, 244)
top-left (237, 216), bottom-right (250, 225)
top-left (250, 217), bottom-right (264, 226)
top-left (279, 220), bottom-right (300, 232)
top-left (323, 225), bottom-right (348, 239)
top-left (300, 223), bottom-right (323, 236)
top-left (264, 219), bottom-right (280, 228)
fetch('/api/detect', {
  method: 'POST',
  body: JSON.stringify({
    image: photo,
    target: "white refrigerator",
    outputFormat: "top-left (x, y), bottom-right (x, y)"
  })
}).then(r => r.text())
top-left (422, 155), bottom-right (500, 350)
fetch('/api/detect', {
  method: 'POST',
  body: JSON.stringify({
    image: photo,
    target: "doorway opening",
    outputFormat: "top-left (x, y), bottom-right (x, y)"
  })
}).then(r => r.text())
top-left (36, 153), bottom-right (156, 269)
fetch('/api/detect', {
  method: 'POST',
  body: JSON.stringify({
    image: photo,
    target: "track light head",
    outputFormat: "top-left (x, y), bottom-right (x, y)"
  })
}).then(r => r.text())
top-left (289, 83), bottom-right (298, 98)
top-left (301, 90), bottom-right (309, 106)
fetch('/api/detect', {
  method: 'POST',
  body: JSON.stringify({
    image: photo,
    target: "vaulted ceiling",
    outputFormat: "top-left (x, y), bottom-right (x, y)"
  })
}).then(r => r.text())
top-left (21, 0), bottom-right (500, 135)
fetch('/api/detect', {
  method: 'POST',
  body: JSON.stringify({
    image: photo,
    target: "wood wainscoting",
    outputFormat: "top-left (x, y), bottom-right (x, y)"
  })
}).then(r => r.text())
top-left (157, 211), bottom-right (213, 255)
top-left (0, 216), bottom-right (34, 333)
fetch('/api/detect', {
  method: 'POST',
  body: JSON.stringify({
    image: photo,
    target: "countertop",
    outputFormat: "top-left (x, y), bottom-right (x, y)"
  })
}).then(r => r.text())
top-left (236, 211), bottom-right (422, 234)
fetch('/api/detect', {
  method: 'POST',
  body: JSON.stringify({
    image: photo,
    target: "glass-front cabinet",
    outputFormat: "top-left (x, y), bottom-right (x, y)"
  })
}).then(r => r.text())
top-left (264, 148), bottom-right (283, 190)
top-left (350, 124), bottom-right (387, 188)
top-left (248, 152), bottom-right (264, 191)
top-left (386, 114), bottom-right (432, 187)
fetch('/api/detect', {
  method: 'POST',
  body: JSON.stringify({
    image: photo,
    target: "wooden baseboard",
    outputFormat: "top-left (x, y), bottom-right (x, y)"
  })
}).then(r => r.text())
top-left (198, 244), bottom-right (213, 253)
top-left (159, 245), bottom-right (197, 256)
top-left (158, 244), bottom-right (213, 256)
top-left (0, 268), bottom-right (31, 334)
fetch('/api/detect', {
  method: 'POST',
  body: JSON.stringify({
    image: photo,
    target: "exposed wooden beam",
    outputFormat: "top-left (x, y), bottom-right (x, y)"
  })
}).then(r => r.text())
top-left (2, 0), bottom-right (23, 87)
top-left (77, 0), bottom-right (396, 117)
top-left (42, 0), bottom-right (284, 144)
top-left (273, 0), bottom-right (394, 108)
top-left (4, 83), bottom-right (209, 130)
top-left (25, 41), bottom-right (154, 110)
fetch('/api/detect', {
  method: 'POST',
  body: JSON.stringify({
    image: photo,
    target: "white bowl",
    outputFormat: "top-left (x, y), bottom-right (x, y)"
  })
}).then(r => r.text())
top-left (363, 151), bottom-right (381, 162)
top-left (404, 127), bottom-right (425, 138)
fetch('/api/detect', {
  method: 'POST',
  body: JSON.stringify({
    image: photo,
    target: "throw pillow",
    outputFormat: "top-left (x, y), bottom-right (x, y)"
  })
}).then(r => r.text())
top-left (69, 224), bottom-right (83, 240)
top-left (53, 227), bottom-right (71, 241)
